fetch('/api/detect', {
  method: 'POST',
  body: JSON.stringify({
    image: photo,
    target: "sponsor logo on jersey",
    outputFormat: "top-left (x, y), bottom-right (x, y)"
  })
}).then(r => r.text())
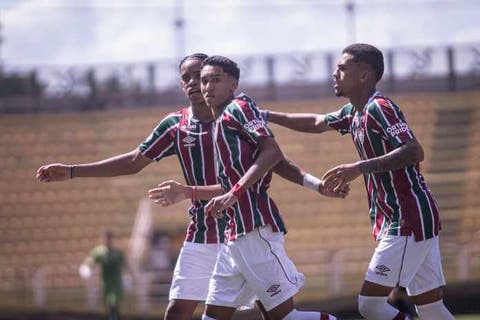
top-left (244, 119), bottom-right (266, 132)
top-left (182, 135), bottom-right (196, 147)
top-left (386, 122), bottom-right (409, 137)
top-left (266, 284), bottom-right (282, 297)
top-left (180, 123), bottom-right (197, 131)
top-left (375, 264), bottom-right (391, 277)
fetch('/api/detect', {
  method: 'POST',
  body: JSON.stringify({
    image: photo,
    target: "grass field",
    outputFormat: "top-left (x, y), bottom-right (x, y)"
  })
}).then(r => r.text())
top-left (456, 316), bottom-right (480, 320)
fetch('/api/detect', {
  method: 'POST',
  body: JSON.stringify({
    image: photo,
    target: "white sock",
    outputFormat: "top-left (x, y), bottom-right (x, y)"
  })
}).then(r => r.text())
top-left (282, 309), bottom-right (337, 320)
top-left (416, 300), bottom-right (455, 320)
top-left (202, 315), bottom-right (216, 320)
top-left (358, 295), bottom-right (405, 320)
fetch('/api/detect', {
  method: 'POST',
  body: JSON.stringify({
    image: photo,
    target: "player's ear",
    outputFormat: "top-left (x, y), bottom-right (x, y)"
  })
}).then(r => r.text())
top-left (229, 78), bottom-right (239, 93)
top-left (360, 66), bottom-right (374, 84)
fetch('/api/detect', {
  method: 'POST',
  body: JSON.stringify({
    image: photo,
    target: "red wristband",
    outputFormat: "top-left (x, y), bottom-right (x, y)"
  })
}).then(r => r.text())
top-left (231, 183), bottom-right (246, 198)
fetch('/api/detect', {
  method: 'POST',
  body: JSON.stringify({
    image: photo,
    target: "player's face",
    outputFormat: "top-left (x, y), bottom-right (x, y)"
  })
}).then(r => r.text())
top-left (104, 235), bottom-right (114, 248)
top-left (180, 58), bottom-right (204, 106)
top-left (332, 53), bottom-right (363, 98)
top-left (200, 65), bottom-right (238, 109)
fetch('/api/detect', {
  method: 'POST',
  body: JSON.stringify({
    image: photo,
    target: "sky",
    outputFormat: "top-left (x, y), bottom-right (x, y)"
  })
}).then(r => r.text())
top-left (0, 0), bottom-right (479, 68)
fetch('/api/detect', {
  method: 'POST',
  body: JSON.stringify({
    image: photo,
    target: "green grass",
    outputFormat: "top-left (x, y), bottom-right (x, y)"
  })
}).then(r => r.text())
top-left (455, 316), bottom-right (480, 320)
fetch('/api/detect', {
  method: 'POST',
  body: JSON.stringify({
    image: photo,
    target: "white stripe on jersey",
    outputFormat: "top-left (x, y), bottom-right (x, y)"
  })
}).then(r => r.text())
top-left (142, 118), bottom-right (179, 154)
top-left (404, 165), bottom-right (426, 239)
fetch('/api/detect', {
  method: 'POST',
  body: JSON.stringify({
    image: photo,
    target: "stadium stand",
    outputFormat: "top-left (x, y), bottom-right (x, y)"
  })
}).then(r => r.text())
top-left (0, 90), bottom-right (479, 318)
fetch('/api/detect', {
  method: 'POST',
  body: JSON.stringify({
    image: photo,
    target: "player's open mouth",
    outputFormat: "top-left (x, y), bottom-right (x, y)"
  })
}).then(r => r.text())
top-left (189, 90), bottom-right (201, 95)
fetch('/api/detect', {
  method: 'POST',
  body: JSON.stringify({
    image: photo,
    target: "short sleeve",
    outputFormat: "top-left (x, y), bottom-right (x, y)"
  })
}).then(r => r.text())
top-left (90, 246), bottom-right (105, 264)
top-left (228, 93), bottom-right (274, 145)
top-left (367, 98), bottom-right (414, 148)
top-left (324, 104), bottom-right (354, 135)
top-left (138, 113), bottom-right (180, 161)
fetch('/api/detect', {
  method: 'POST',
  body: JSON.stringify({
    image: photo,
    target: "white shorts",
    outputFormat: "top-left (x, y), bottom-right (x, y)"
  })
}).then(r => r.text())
top-left (169, 241), bottom-right (223, 301)
top-left (206, 225), bottom-right (305, 311)
top-left (365, 235), bottom-right (446, 296)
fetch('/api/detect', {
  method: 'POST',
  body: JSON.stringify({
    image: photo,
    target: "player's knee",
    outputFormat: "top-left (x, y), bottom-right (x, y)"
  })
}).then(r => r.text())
top-left (358, 295), bottom-right (391, 320)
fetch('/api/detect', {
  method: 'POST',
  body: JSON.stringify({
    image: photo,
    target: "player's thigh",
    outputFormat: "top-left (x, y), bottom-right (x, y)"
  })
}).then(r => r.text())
top-left (165, 299), bottom-right (199, 320)
top-left (411, 287), bottom-right (444, 306)
top-left (360, 280), bottom-right (394, 296)
top-left (205, 304), bottom-right (236, 320)
top-left (407, 236), bottom-right (446, 303)
top-left (206, 244), bottom-right (256, 309)
top-left (170, 242), bottom-right (222, 301)
top-left (266, 297), bottom-right (295, 320)
top-left (364, 234), bottom-right (429, 294)
top-left (230, 226), bottom-right (305, 311)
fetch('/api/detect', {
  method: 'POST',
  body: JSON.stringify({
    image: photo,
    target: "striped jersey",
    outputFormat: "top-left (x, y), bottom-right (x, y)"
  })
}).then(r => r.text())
top-left (139, 107), bottom-right (226, 244)
top-left (213, 93), bottom-right (286, 241)
top-left (324, 91), bottom-right (440, 242)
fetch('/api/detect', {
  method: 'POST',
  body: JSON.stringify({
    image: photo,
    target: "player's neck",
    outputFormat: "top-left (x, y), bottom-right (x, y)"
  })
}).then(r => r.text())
top-left (191, 102), bottom-right (213, 122)
top-left (212, 96), bottom-right (233, 119)
top-left (350, 87), bottom-right (377, 112)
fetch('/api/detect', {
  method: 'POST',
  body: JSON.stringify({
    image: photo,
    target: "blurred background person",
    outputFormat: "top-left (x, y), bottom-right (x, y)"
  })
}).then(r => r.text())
top-left (80, 230), bottom-right (128, 320)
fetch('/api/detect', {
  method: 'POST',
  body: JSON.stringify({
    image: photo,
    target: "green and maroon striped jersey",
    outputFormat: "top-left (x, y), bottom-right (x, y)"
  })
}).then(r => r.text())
top-left (139, 108), bottom-right (226, 244)
top-left (214, 93), bottom-right (286, 241)
top-left (324, 91), bottom-right (440, 242)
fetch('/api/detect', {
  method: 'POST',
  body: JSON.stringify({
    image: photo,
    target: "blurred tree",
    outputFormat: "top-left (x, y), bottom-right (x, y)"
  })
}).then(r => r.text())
top-left (0, 70), bottom-right (45, 96)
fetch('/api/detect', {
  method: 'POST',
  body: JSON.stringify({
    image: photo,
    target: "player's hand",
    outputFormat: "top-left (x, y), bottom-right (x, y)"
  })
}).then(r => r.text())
top-left (36, 163), bottom-right (70, 182)
top-left (205, 192), bottom-right (238, 218)
top-left (148, 180), bottom-right (187, 206)
top-left (79, 263), bottom-right (92, 279)
top-left (322, 162), bottom-right (362, 193)
top-left (319, 180), bottom-right (350, 198)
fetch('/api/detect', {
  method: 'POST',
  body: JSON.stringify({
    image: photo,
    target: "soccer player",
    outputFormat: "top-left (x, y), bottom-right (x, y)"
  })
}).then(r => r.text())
top-left (36, 53), bottom-right (342, 320)
top-left (174, 55), bottom-right (337, 320)
top-left (262, 44), bottom-right (455, 320)
top-left (79, 230), bottom-right (126, 320)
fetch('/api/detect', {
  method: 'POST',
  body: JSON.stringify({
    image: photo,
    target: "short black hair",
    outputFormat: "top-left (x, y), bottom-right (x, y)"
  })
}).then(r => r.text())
top-left (103, 229), bottom-right (114, 239)
top-left (178, 53), bottom-right (208, 70)
top-left (201, 55), bottom-right (240, 80)
top-left (343, 43), bottom-right (384, 82)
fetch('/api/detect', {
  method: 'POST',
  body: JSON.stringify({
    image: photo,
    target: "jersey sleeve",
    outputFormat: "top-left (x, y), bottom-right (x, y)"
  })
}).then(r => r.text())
top-left (367, 98), bottom-right (414, 148)
top-left (323, 104), bottom-right (354, 135)
top-left (90, 246), bottom-right (105, 264)
top-left (228, 93), bottom-right (274, 145)
top-left (138, 113), bottom-right (180, 161)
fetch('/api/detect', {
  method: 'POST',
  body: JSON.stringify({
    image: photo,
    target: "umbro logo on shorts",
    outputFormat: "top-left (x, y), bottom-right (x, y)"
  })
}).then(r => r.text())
top-left (266, 284), bottom-right (282, 297)
top-left (375, 265), bottom-right (391, 276)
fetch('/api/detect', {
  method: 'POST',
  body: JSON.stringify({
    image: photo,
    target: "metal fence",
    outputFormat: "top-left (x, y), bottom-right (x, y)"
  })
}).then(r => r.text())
top-left (1, 42), bottom-right (479, 113)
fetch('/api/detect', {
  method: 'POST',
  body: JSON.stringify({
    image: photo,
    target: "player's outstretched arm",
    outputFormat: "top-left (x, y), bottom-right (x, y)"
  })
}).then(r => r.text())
top-left (148, 180), bottom-right (223, 206)
top-left (79, 255), bottom-right (95, 279)
top-left (262, 110), bottom-right (333, 133)
top-left (272, 156), bottom-right (349, 198)
top-left (36, 149), bottom-right (153, 182)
